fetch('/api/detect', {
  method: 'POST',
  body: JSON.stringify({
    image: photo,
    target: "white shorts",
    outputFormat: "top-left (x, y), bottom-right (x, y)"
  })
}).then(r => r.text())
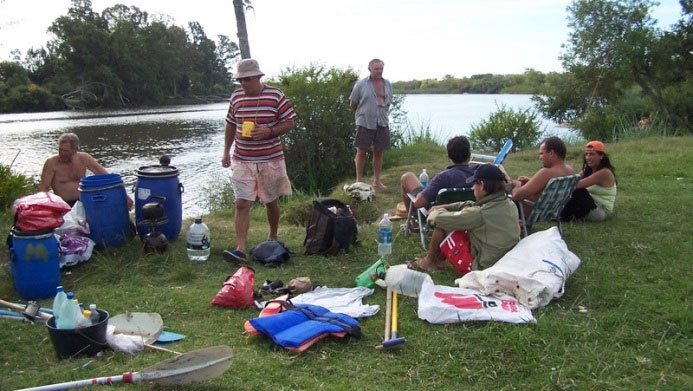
top-left (231, 160), bottom-right (292, 204)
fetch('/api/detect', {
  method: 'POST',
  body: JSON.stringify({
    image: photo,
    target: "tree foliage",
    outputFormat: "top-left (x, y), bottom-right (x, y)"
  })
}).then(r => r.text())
top-left (469, 104), bottom-right (544, 152)
top-left (274, 65), bottom-right (359, 194)
top-left (0, 0), bottom-right (239, 112)
top-left (535, 0), bottom-right (692, 138)
top-left (392, 69), bottom-right (559, 95)
top-left (0, 164), bottom-right (35, 211)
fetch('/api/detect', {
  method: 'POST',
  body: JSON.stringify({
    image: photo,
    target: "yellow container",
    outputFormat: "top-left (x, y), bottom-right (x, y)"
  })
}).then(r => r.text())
top-left (242, 121), bottom-right (255, 137)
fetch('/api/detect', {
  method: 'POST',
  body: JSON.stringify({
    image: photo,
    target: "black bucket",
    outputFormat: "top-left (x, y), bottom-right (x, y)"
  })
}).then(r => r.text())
top-left (46, 309), bottom-right (109, 360)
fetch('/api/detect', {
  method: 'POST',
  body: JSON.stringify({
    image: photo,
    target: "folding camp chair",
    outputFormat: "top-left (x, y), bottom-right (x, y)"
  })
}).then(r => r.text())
top-left (470, 139), bottom-right (513, 166)
top-left (407, 187), bottom-right (475, 250)
top-left (517, 174), bottom-right (580, 237)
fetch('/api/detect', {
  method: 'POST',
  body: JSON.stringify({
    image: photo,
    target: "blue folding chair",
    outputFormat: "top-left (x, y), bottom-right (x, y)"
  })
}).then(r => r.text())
top-left (470, 139), bottom-right (513, 166)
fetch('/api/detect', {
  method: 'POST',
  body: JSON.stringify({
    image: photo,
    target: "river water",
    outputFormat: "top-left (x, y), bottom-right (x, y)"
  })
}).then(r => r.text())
top-left (0, 94), bottom-right (568, 218)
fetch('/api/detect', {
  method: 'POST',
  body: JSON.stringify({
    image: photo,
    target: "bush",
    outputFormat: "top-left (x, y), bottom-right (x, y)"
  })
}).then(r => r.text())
top-left (0, 164), bottom-right (35, 211)
top-left (274, 65), bottom-right (359, 195)
top-left (469, 104), bottom-right (543, 152)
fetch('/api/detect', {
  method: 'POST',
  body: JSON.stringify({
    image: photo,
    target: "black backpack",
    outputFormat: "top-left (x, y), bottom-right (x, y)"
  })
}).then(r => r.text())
top-left (304, 199), bottom-right (357, 255)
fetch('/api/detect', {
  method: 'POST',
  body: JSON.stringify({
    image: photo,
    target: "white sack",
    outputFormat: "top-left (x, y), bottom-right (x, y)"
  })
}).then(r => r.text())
top-left (418, 276), bottom-right (535, 324)
top-left (455, 227), bottom-right (581, 309)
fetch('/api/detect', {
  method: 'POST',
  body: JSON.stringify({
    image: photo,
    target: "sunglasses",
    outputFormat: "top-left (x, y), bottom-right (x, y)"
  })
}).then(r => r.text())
top-left (238, 77), bottom-right (254, 82)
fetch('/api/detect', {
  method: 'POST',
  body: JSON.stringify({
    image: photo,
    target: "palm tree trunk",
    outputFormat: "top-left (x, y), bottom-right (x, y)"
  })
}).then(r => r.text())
top-left (233, 0), bottom-right (251, 59)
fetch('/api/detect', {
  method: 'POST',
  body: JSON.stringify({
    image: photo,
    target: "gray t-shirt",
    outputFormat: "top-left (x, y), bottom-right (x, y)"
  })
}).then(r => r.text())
top-left (349, 77), bottom-right (393, 129)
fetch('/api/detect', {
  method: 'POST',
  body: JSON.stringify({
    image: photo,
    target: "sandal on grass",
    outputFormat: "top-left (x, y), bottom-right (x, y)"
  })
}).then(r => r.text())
top-left (406, 258), bottom-right (439, 273)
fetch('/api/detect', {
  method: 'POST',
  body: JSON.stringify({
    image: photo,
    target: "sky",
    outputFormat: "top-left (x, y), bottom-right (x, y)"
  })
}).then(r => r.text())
top-left (0, 0), bottom-right (684, 82)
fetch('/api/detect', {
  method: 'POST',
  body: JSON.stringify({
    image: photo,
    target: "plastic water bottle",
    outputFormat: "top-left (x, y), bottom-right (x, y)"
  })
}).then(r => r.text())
top-left (57, 293), bottom-right (80, 329)
top-left (52, 286), bottom-right (67, 323)
top-left (187, 218), bottom-right (210, 261)
top-left (419, 169), bottom-right (429, 187)
top-left (378, 213), bottom-right (393, 257)
top-left (89, 304), bottom-right (100, 324)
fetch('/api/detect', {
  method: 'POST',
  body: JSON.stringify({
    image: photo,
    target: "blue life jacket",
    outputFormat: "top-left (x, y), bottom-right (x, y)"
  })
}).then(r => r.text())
top-left (248, 304), bottom-right (360, 349)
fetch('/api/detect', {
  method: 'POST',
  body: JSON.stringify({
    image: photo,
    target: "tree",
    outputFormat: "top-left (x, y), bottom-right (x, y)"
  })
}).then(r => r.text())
top-left (546, 0), bottom-right (690, 131)
top-left (275, 65), bottom-right (359, 194)
top-left (233, 0), bottom-right (252, 59)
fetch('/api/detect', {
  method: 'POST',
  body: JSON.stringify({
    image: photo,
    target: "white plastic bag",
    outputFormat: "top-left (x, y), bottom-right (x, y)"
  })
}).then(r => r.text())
top-left (58, 233), bottom-right (95, 268)
top-left (55, 201), bottom-right (90, 235)
top-left (417, 276), bottom-right (535, 324)
top-left (106, 325), bottom-right (144, 355)
top-left (455, 227), bottom-right (581, 309)
top-left (343, 182), bottom-right (375, 202)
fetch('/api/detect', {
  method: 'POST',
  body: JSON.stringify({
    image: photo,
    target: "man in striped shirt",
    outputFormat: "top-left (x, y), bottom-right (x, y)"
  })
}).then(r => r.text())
top-left (221, 59), bottom-right (297, 262)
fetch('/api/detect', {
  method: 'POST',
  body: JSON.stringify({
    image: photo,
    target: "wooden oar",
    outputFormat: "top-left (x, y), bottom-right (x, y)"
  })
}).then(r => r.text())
top-left (16, 345), bottom-right (233, 391)
top-left (0, 299), bottom-right (51, 321)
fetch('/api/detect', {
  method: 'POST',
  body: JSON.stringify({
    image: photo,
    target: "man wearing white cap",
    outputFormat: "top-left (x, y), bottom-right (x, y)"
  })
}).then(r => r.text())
top-left (221, 59), bottom-right (297, 262)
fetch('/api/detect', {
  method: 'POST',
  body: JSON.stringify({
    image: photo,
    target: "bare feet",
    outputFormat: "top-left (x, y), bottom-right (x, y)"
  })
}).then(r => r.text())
top-left (407, 256), bottom-right (445, 272)
top-left (373, 181), bottom-right (387, 189)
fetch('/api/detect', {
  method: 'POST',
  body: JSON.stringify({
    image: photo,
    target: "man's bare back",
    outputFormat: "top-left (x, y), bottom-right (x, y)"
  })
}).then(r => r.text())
top-left (38, 151), bottom-right (106, 203)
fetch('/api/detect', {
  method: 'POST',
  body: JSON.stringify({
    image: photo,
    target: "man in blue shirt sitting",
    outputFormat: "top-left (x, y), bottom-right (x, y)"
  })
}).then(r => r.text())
top-left (400, 136), bottom-right (479, 220)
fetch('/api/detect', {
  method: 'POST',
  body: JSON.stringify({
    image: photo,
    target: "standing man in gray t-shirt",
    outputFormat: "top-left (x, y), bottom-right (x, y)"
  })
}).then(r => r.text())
top-left (349, 58), bottom-right (393, 189)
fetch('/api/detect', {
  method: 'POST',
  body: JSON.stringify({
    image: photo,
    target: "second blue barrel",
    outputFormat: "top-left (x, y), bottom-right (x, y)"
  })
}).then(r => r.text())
top-left (79, 174), bottom-right (131, 249)
top-left (135, 163), bottom-right (183, 240)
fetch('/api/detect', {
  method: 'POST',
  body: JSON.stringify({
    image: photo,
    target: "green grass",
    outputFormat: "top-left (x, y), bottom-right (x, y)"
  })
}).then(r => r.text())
top-left (1, 136), bottom-right (691, 390)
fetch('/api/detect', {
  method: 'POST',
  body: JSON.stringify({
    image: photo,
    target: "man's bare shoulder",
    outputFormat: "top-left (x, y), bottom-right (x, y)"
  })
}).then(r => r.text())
top-left (43, 155), bottom-right (60, 167)
top-left (532, 167), bottom-right (555, 183)
top-left (553, 163), bottom-right (575, 177)
top-left (75, 151), bottom-right (95, 160)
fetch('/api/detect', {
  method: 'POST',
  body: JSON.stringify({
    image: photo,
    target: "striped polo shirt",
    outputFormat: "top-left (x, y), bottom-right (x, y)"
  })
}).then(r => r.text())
top-left (225, 85), bottom-right (297, 162)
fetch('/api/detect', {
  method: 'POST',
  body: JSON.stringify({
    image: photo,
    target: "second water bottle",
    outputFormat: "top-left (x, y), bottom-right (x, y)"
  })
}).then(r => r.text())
top-left (378, 213), bottom-right (392, 257)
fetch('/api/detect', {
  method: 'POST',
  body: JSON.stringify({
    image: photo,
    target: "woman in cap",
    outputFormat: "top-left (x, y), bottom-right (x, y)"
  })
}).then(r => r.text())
top-left (561, 141), bottom-right (617, 221)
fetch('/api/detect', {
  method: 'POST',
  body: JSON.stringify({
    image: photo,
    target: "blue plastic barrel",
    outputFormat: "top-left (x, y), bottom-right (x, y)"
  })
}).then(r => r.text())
top-left (79, 174), bottom-right (131, 249)
top-left (135, 164), bottom-right (183, 240)
top-left (9, 227), bottom-right (60, 300)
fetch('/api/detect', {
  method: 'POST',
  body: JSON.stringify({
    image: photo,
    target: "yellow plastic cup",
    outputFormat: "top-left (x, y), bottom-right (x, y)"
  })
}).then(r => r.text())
top-left (242, 121), bottom-right (255, 137)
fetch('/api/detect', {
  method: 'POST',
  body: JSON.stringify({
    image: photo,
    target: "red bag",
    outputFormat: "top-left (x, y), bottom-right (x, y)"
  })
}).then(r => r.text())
top-left (211, 266), bottom-right (256, 308)
top-left (12, 192), bottom-right (72, 232)
top-left (439, 230), bottom-right (474, 276)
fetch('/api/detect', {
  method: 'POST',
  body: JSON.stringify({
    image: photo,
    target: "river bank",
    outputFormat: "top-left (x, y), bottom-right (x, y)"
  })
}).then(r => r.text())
top-left (0, 136), bottom-right (690, 390)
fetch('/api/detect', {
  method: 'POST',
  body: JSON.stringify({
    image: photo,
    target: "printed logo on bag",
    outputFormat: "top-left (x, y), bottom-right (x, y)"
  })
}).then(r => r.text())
top-left (434, 292), bottom-right (519, 312)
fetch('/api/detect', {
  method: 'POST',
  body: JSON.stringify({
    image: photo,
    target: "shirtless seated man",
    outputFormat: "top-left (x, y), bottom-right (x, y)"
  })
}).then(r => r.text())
top-left (38, 132), bottom-right (133, 208)
top-left (509, 136), bottom-right (574, 215)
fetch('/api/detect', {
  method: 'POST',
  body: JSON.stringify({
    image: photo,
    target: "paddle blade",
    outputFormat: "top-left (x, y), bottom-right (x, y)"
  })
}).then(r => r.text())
top-left (157, 330), bottom-right (186, 343)
top-left (141, 345), bottom-right (233, 385)
top-left (110, 312), bottom-right (164, 344)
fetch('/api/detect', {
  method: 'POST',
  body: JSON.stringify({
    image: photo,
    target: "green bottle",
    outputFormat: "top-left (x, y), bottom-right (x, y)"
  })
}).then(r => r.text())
top-left (355, 259), bottom-right (388, 288)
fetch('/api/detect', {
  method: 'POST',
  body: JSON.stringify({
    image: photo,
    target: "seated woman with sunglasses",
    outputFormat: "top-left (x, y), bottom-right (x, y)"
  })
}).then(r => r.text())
top-left (561, 141), bottom-right (617, 222)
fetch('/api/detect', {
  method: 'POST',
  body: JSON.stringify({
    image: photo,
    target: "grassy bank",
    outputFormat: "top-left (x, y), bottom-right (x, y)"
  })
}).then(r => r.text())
top-left (1, 137), bottom-right (691, 390)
